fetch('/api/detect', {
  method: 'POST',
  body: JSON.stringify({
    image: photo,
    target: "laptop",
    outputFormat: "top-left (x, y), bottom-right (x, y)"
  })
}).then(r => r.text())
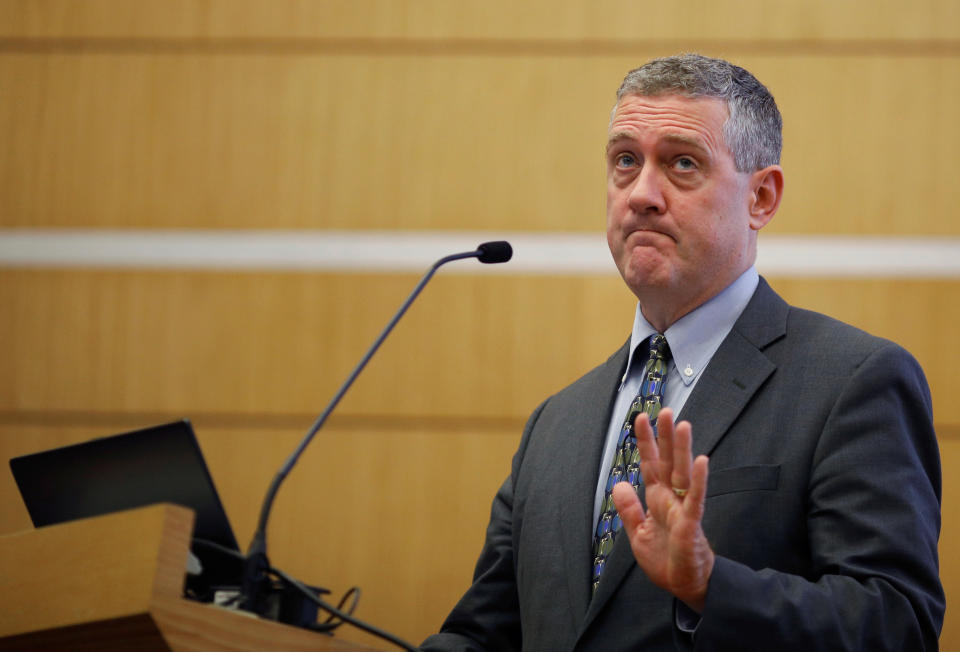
top-left (9, 419), bottom-right (243, 593)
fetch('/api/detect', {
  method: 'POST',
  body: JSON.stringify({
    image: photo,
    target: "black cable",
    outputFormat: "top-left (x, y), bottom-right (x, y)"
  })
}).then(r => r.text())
top-left (190, 538), bottom-right (416, 651)
top-left (326, 586), bottom-right (361, 623)
top-left (190, 537), bottom-right (248, 560)
top-left (311, 586), bottom-right (362, 632)
top-left (270, 565), bottom-right (417, 652)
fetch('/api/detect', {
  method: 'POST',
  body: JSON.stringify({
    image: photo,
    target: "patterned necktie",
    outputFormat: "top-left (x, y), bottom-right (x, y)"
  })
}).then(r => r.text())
top-left (591, 333), bottom-right (671, 595)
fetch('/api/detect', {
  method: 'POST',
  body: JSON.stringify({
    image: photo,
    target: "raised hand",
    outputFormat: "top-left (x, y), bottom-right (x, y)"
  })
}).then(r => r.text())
top-left (610, 408), bottom-right (714, 612)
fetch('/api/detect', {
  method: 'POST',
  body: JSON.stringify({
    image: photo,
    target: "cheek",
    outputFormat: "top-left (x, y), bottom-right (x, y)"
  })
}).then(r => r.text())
top-left (605, 224), bottom-right (623, 262)
top-left (607, 174), bottom-right (630, 202)
top-left (605, 193), bottom-right (622, 232)
top-left (605, 187), bottom-right (618, 215)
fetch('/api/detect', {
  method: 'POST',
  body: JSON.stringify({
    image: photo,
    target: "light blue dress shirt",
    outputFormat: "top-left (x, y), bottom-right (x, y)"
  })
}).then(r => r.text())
top-left (591, 266), bottom-right (760, 530)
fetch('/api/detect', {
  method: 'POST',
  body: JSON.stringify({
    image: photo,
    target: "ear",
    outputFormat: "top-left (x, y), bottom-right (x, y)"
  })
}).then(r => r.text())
top-left (747, 165), bottom-right (784, 231)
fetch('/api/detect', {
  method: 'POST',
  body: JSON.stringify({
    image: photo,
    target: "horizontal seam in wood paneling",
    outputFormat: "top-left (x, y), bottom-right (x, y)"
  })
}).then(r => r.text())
top-left (0, 37), bottom-right (959, 57)
top-left (2, 409), bottom-right (958, 439)
top-left (0, 409), bottom-right (526, 434)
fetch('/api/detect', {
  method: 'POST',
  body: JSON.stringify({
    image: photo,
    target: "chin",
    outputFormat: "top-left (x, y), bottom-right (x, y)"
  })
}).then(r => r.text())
top-left (623, 252), bottom-right (671, 284)
top-left (623, 268), bottom-right (673, 300)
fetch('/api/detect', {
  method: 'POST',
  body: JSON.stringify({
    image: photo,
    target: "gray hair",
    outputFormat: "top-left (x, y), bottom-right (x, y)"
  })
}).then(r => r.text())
top-left (616, 53), bottom-right (782, 172)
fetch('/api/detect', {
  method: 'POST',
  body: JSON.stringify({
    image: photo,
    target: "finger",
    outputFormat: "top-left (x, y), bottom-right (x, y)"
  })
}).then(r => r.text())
top-left (684, 455), bottom-right (710, 520)
top-left (612, 480), bottom-right (646, 530)
top-left (670, 419), bottom-right (693, 492)
top-left (634, 411), bottom-right (660, 486)
top-left (656, 408), bottom-right (676, 481)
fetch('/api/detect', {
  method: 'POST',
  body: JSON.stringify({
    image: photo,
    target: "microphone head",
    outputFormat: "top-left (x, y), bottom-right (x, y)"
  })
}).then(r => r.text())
top-left (476, 241), bottom-right (513, 264)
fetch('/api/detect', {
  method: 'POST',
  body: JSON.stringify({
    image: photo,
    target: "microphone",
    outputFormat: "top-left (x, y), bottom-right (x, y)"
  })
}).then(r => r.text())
top-left (240, 241), bottom-right (512, 626)
top-left (477, 240), bottom-right (513, 264)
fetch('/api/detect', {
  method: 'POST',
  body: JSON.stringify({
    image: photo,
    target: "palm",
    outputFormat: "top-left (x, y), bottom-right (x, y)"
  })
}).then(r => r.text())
top-left (611, 409), bottom-right (715, 612)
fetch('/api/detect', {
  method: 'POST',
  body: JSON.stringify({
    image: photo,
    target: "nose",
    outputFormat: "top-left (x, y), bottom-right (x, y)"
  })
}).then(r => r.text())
top-left (627, 165), bottom-right (667, 215)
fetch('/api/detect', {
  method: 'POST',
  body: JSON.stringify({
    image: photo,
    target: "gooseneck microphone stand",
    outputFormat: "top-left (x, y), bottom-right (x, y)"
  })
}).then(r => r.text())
top-left (239, 241), bottom-right (512, 648)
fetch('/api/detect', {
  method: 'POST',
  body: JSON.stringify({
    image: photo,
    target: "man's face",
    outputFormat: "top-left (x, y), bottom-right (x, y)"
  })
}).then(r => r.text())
top-left (606, 93), bottom-right (760, 326)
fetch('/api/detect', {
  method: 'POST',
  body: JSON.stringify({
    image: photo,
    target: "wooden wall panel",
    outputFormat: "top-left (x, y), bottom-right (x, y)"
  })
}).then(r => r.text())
top-left (1, 52), bottom-right (958, 234)
top-left (0, 269), bottom-right (634, 419)
top-left (0, 51), bottom-right (609, 231)
top-left (2, 270), bottom-right (957, 425)
top-left (1, 0), bottom-right (958, 41)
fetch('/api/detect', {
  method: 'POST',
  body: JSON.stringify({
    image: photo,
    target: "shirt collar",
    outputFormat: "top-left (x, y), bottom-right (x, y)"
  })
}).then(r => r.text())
top-left (620, 267), bottom-right (759, 389)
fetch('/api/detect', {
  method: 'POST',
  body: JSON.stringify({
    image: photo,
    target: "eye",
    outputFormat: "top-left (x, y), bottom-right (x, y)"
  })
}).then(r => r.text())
top-left (614, 152), bottom-right (638, 168)
top-left (672, 156), bottom-right (697, 171)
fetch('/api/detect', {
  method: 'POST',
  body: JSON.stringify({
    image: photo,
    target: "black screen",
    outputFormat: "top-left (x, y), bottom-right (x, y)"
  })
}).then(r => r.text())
top-left (10, 420), bottom-right (241, 585)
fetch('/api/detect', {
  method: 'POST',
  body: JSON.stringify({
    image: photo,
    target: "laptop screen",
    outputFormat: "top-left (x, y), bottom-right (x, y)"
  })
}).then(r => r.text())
top-left (9, 420), bottom-right (241, 586)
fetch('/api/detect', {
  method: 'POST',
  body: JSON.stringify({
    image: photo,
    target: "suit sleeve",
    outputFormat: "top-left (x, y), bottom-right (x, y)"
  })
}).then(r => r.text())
top-left (420, 400), bottom-right (547, 651)
top-left (693, 342), bottom-right (944, 651)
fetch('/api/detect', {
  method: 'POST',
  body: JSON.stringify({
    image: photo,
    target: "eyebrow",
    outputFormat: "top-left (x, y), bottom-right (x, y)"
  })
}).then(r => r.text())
top-left (605, 131), bottom-right (633, 153)
top-left (660, 133), bottom-right (711, 156)
top-left (605, 131), bottom-right (712, 158)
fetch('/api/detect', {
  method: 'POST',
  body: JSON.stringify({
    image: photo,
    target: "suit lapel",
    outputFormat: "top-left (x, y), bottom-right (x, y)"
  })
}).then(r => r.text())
top-left (677, 331), bottom-right (776, 457)
top-left (578, 278), bottom-right (789, 633)
top-left (557, 340), bottom-right (631, 625)
top-left (680, 278), bottom-right (787, 455)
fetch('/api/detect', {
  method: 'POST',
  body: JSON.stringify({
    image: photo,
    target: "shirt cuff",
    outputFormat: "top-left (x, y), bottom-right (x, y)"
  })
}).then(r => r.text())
top-left (675, 599), bottom-right (702, 635)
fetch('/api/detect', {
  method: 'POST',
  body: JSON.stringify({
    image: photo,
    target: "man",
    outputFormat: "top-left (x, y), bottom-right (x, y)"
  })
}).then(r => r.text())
top-left (421, 54), bottom-right (944, 651)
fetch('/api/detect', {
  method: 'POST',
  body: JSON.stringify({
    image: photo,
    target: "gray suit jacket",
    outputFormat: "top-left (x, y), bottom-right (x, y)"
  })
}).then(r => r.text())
top-left (422, 279), bottom-right (944, 651)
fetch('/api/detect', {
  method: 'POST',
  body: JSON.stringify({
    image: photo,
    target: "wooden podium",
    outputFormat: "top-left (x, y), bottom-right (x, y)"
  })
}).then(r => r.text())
top-left (0, 504), bottom-right (377, 651)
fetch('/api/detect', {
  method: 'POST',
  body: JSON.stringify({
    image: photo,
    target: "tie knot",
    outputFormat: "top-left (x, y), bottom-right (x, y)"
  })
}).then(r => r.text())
top-left (648, 334), bottom-right (670, 362)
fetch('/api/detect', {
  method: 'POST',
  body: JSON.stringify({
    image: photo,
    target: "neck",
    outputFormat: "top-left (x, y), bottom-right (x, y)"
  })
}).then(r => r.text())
top-left (636, 263), bottom-right (755, 333)
top-left (638, 303), bottom-right (688, 334)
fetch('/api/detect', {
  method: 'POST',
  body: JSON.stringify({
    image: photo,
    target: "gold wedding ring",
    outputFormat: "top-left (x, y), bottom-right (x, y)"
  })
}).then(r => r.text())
top-left (672, 486), bottom-right (688, 498)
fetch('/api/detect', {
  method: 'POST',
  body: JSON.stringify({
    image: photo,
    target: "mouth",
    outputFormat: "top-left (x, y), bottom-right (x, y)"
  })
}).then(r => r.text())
top-left (626, 229), bottom-right (674, 247)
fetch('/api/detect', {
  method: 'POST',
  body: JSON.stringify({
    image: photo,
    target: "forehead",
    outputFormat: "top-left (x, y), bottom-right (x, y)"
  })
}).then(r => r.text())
top-left (607, 94), bottom-right (729, 154)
